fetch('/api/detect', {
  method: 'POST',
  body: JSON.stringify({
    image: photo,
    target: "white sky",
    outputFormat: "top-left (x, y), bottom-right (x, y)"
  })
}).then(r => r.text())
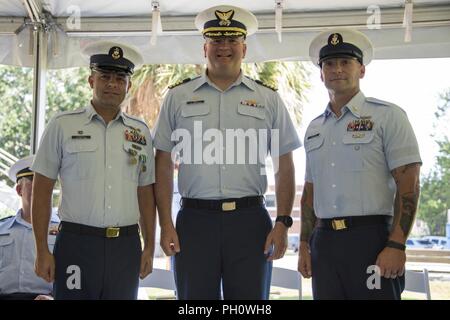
top-left (288, 58), bottom-right (450, 184)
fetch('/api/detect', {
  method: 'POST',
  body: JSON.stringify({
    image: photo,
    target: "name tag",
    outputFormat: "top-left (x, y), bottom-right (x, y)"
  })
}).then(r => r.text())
top-left (71, 135), bottom-right (91, 139)
top-left (307, 133), bottom-right (320, 140)
top-left (186, 100), bottom-right (205, 105)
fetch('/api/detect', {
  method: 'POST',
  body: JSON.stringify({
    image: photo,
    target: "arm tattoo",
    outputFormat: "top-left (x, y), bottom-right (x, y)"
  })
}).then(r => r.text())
top-left (392, 163), bottom-right (421, 238)
top-left (300, 188), bottom-right (316, 242)
top-left (399, 191), bottom-right (419, 237)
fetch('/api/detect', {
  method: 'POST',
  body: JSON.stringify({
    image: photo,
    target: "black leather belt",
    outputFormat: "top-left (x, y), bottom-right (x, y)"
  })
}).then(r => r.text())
top-left (59, 221), bottom-right (139, 238)
top-left (316, 215), bottom-right (391, 231)
top-left (181, 196), bottom-right (264, 212)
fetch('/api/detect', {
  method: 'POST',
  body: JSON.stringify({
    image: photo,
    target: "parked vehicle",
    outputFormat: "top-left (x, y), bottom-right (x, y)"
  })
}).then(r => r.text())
top-left (406, 238), bottom-right (433, 249)
top-left (422, 236), bottom-right (448, 249)
top-left (288, 234), bottom-right (299, 252)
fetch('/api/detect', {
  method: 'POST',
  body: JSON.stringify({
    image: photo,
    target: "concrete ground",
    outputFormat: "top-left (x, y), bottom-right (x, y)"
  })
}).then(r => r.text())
top-left (151, 250), bottom-right (450, 300)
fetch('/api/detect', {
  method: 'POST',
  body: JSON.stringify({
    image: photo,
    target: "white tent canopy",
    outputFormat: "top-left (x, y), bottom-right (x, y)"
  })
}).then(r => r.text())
top-left (1, 0), bottom-right (450, 67)
top-left (0, 0), bottom-right (449, 152)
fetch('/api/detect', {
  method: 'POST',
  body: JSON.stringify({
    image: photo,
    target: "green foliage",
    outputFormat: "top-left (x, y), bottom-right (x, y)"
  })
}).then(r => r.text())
top-left (132, 64), bottom-right (202, 99)
top-left (0, 66), bottom-right (90, 160)
top-left (46, 67), bottom-right (91, 120)
top-left (418, 89), bottom-right (450, 235)
top-left (243, 61), bottom-right (310, 125)
top-left (0, 67), bottom-right (34, 158)
top-left (0, 66), bottom-right (90, 186)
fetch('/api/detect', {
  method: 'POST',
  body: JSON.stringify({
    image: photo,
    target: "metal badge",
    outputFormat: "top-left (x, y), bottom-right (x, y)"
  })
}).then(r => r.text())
top-left (222, 202), bottom-right (236, 211)
top-left (332, 219), bottom-right (347, 230)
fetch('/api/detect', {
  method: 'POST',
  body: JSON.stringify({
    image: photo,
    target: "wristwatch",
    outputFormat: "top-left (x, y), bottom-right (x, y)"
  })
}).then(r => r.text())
top-left (385, 240), bottom-right (406, 251)
top-left (275, 215), bottom-right (293, 228)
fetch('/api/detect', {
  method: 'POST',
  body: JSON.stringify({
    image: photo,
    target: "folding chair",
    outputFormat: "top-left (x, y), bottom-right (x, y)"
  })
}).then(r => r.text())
top-left (404, 269), bottom-right (431, 300)
top-left (138, 268), bottom-right (176, 300)
top-left (270, 267), bottom-right (302, 300)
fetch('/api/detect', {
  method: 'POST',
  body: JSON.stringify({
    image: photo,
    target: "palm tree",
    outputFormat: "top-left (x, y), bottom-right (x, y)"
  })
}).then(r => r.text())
top-left (128, 64), bottom-right (202, 127)
top-left (128, 62), bottom-right (310, 127)
top-left (243, 61), bottom-right (310, 125)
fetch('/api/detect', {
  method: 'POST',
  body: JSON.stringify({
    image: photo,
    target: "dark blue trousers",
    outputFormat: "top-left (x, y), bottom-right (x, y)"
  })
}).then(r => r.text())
top-left (53, 230), bottom-right (141, 300)
top-left (174, 205), bottom-right (273, 300)
top-left (310, 223), bottom-right (404, 300)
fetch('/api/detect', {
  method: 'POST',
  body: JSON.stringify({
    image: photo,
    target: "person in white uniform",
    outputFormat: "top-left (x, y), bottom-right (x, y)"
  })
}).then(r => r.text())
top-left (31, 42), bottom-right (156, 300)
top-left (153, 5), bottom-right (301, 299)
top-left (0, 155), bottom-right (59, 300)
top-left (298, 28), bottom-right (422, 299)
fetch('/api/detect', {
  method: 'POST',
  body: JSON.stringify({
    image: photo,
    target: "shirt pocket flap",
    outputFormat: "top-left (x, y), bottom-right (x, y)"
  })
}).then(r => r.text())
top-left (181, 104), bottom-right (210, 117)
top-left (0, 236), bottom-right (13, 247)
top-left (237, 104), bottom-right (265, 120)
top-left (305, 135), bottom-right (324, 152)
top-left (342, 132), bottom-right (375, 144)
top-left (65, 140), bottom-right (98, 153)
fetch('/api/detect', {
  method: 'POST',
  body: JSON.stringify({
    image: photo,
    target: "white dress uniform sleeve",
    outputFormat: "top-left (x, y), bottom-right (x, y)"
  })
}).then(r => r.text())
top-left (31, 117), bottom-right (63, 180)
top-left (138, 126), bottom-right (156, 186)
top-left (382, 106), bottom-right (422, 171)
top-left (270, 93), bottom-right (302, 157)
top-left (153, 92), bottom-right (176, 153)
top-left (304, 133), bottom-right (314, 183)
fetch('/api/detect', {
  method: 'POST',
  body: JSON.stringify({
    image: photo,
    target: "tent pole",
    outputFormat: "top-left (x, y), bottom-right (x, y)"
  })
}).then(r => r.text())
top-left (30, 26), bottom-right (48, 155)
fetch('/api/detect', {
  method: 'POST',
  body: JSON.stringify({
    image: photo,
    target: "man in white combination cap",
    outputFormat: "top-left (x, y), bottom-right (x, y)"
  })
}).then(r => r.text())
top-left (298, 28), bottom-right (421, 299)
top-left (0, 155), bottom-right (59, 300)
top-left (153, 5), bottom-right (301, 299)
top-left (31, 41), bottom-right (156, 299)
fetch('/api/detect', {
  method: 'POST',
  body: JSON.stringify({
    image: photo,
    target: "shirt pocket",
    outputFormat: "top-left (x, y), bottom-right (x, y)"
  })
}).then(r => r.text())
top-left (179, 104), bottom-right (210, 150)
top-left (181, 104), bottom-right (210, 118)
top-left (0, 236), bottom-right (14, 269)
top-left (65, 139), bottom-right (98, 180)
top-left (304, 135), bottom-right (324, 180)
top-left (342, 131), bottom-right (375, 171)
top-left (304, 134), bottom-right (324, 153)
top-left (237, 104), bottom-right (266, 120)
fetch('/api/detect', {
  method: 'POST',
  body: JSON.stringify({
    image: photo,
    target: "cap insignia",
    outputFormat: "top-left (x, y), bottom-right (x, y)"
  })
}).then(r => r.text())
top-left (110, 47), bottom-right (122, 60)
top-left (215, 10), bottom-right (234, 27)
top-left (329, 33), bottom-right (342, 46)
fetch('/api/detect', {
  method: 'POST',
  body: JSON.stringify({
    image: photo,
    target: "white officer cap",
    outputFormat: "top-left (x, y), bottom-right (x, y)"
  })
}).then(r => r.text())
top-left (195, 5), bottom-right (258, 38)
top-left (8, 155), bottom-right (34, 183)
top-left (82, 41), bottom-right (143, 75)
top-left (309, 28), bottom-right (373, 67)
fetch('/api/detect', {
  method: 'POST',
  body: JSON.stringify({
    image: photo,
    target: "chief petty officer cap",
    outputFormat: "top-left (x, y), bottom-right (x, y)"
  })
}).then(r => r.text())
top-left (82, 41), bottom-right (143, 75)
top-left (195, 5), bottom-right (258, 38)
top-left (309, 28), bottom-right (373, 67)
top-left (8, 155), bottom-right (34, 183)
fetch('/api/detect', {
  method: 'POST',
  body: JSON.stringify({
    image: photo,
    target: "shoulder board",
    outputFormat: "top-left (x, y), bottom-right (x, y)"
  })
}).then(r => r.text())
top-left (54, 107), bottom-right (86, 119)
top-left (123, 113), bottom-right (150, 129)
top-left (0, 215), bottom-right (13, 223)
top-left (168, 77), bottom-right (193, 89)
top-left (365, 97), bottom-right (394, 107)
top-left (254, 79), bottom-right (278, 91)
top-left (311, 113), bottom-right (325, 122)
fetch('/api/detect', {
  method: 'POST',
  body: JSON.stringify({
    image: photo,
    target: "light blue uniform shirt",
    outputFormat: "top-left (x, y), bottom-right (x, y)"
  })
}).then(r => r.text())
top-left (153, 73), bottom-right (301, 199)
top-left (304, 91), bottom-right (421, 219)
top-left (32, 104), bottom-right (155, 227)
top-left (0, 209), bottom-right (59, 295)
